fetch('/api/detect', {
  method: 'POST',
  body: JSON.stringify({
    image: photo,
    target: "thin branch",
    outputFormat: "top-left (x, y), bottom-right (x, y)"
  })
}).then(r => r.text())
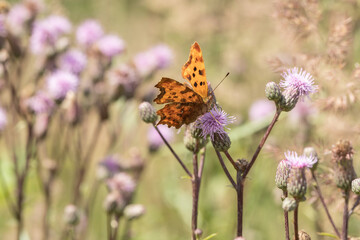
top-left (213, 148), bottom-right (236, 188)
top-left (348, 195), bottom-right (360, 217)
top-left (294, 204), bottom-right (299, 240)
top-left (342, 192), bottom-right (349, 240)
top-left (236, 172), bottom-right (243, 237)
top-left (152, 124), bottom-right (192, 177)
top-left (224, 151), bottom-right (239, 171)
top-left (191, 146), bottom-right (200, 240)
top-left (311, 172), bottom-right (340, 237)
top-left (243, 110), bottom-right (281, 179)
top-left (283, 190), bottom-right (290, 240)
top-left (198, 146), bottom-right (206, 179)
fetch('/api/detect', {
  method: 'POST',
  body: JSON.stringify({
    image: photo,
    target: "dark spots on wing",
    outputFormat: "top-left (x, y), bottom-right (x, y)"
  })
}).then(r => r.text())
top-left (198, 69), bottom-right (204, 75)
top-left (180, 98), bottom-right (186, 103)
top-left (192, 73), bottom-right (195, 78)
top-left (177, 113), bottom-right (182, 117)
top-left (193, 43), bottom-right (201, 52)
top-left (171, 92), bottom-right (176, 95)
top-left (202, 81), bottom-right (205, 85)
top-left (199, 56), bottom-right (204, 62)
top-left (180, 90), bottom-right (187, 94)
top-left (200, 82), bottom-right (203, 86)
top-left (187, 75), bottom-right (191, 81)
top-left (173, 96), bottom-right (178, 99)
top-left (189, 95), bottom-right (192, 99)
top-left (193, 67), bottom-right (197, 71)
top-left (194, 82), bottom-right (198, 87)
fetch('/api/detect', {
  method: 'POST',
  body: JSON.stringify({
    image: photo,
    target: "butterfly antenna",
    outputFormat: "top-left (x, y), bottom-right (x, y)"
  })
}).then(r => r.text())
top-left (209, 72), bottom-right (229, 95)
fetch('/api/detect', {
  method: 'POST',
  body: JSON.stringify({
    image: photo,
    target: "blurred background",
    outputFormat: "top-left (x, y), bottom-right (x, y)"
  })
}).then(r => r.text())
top-left (1, 0), bottom-right (360, 239)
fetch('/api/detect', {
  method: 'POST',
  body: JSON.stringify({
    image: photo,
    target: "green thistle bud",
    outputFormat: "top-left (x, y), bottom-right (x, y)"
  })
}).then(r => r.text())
top-left (103, 191), bottom-right (126, 214)
top-left (265, 82), bottom-right (281, 102)
top-left (211, 133), bottom-right (231, 152)
top-left (332, 140), bottom-right (357, 191)
top-left (298, 230), bottom-right (311, 240)
top-left (282, 197), bottom-right (297, 212)
top-left (279, 88), bottom-right (300, 112)
top-left (139, 102), bottom-right (158, 124)
top-left (303, 147), bottom-right (319, 171)
top-left (275, 160), bottom-right (291, 190)
top-left (188, 122), bottom-right (203, 139)
top-left (287, 167), bottom-right (307, 200)
top-left (352, 178), bottom-right (360, 194)
top-left (184, 128), bottom-right (208, 153)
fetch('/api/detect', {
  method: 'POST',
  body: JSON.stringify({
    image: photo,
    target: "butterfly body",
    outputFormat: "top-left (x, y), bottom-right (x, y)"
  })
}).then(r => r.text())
top-left (154, 42), bottom-right (212, 129)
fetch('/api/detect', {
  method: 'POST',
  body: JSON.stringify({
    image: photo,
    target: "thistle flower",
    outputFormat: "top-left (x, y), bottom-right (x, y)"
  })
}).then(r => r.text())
top-left (352, 178), bottom-right (360, 194)
top-left (284, 151), bottom-right (317, 169)
top-left (147, 124), bottom-right (174, 152)
top-left (108, 64), bottom-right (139, 99)
top-left (150, 44), bottom-right (173, 69)
top-left (104, 191), bottom-right (126, 214)
top-left (275, 159), bottom-right (291, 190)
top-left (184, 126), bottom-right (208, 153)
top-left (212, 132), bottom-right (231, 152)
top-left (76, 19), bottom-right (104, 48)
top-left (46, 71), bottom-right (79, 100)
top-left (332, 140), bottom-right (357, 191)
top-left (25, 91), bottom-right (54, 114)
top-left (279, 68), bottom-right (317, 112)
top-left (6, 4), bottom-right (31, 36)
top-left (59, 49), bottom-right (87, 75)
top-left (124, 204), bottom-right (146, 220)
top-left (30, 15), bottom-right (72, 55)
top-left (97, 155), bottom-right (122, 179)
top-left (0, 107), bottom-right (7, 131)
top-left (248, 99), bottom-right (276, 121)
top-left (196, 107), bottom-right (235, 141)
top-left (282, 197), bottom-right (297, 211)
top-left (96, 35), bottom-right (125, 58)
top-left (106, 173), bottom-right (136, 200)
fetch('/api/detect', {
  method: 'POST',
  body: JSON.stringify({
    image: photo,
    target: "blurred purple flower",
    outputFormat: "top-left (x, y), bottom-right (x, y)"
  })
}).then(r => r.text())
top-left (108, 64), bottom-right (139, 98)
top-left (196, 107), bottom-right (235, 141)
top-left (47, 71), bottom-right (79, 100)
top-left (30, 15), bottom-right (72, 54)
top-left (133, 44), bottom-right (173, 77)
top-left (96, 35), bottom-right (125, 58)
top-left (0, 14), bottom-right (6, 37)
top-left (6, 4), bottom-right (31, 35)
top-left (107, 173), bottom-right (136, 198)
top-left (288, 101), bottom-right (316, 124)
top-left (0, 107), bottom-right (7, 130)
top-left (97, 155), bottom-right (122, 179)
top-left (147, 124), bottom-right (174, 150)
top-left (248, 99), bottom-right (276, 121)
top-left (280, 67), bottom-right (318, 99)
top-left (25, 91), bottom-right (54, 114)
top-left (285, 151), bottom-right (317, 169)
top-left (76, 19), bottom-right (104, 48)
top-left (59, 49), bottom-right (87, 75)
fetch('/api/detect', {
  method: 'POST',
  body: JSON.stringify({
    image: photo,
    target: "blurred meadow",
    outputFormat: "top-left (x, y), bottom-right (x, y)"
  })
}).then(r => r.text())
top-left (1, 0), bottom-right (360, 240)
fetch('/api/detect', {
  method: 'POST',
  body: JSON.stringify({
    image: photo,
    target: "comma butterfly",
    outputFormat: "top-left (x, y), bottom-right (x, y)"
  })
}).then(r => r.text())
top-left (154, 42), bottom-right (213, 129)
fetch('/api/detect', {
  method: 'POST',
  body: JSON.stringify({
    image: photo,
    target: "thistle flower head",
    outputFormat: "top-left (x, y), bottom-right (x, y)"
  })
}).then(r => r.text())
top-left (106, 173), bottom-right (136, 200)
top-left (284, 151), bottom-right (317, 169)
top-left (97, 155), bottom-right (122, 179)
top-left (59, 49), bottom-right (87, 75)
top-left (96, 34), bottom-right (125, 58)
top-left (76, 19), bottom-right (104, 48)
top-left (280, 67), bottom-right (318, 99)
top-left (352, 178), bottom-right (360, 195)
top-left (25, 91), bottom-right (54, 114)
top-left (196, 107), bottom-right (235, 141)
top-left (46, 71), bottom-right (79, 100)
top-left (6, 4), bottom-right (31, 36)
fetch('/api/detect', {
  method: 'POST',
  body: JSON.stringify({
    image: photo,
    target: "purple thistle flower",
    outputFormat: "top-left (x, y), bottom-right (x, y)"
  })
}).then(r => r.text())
top-left (197, 107), bottom-right (235, 141)
top-left (284, 151), bottom-right (317, 169)
top-left (25, 91), bottom-right (54, 114)
top-left (147, 125), bottom-right (174, 150)
top-left (133, 44), bottom-right (173, 77)
top-left (107, 173), bottom-right (136, 198)
top-left (0, 107), bottom-right (7, 131)
top-left (59, 49), bottom-right (87, 75)
top-left (97, 155), bottom-right (122, 179)
top-left (30, 15), bottom-right (71, 55)
top-left (280, 67), bottom-right (318, 99)
top-left (96, 35), bottom-right (125, 58)
top-left (46, 71), bottom-right (79, 100)
top-left (76, 19), bottom-right (104, 48)
top-left (248, 99), bottom-right (276, 121)
top-left (6, 4), bottom-right (31, 36)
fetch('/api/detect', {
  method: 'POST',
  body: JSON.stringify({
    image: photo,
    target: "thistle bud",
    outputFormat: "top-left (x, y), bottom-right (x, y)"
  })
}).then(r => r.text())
top-left (298, 230), bottom-right (311, 240)
top-left (279, 88), bottom-right (300, 112)
top-left (103, 191), bottom-right (126, 214)
top-left (352, 178), bottom-right (360, 194)
top-left (63, 205), bottom-right (80, 226)
top-left (124, 204), bottom-right (146, 220)
top-left (211, 133), bottom-right (231, 152)
top-left (236, 159), bottom-right (248, 173)
top-left (265, 82), bottom-right (281, 102)
top-left (282, 197), bottom-right (297, 212)
top-left (303, 147), bottom-right (319, 171)
top-left (184, 127), bottom-right (208, 153)
top-left (332, 140), bottom-right (357, 191)
top-left (287, 167), bottom-right (307, 200)
top-left (275, 160), bottom-right (291, 191)
top-left (188, 122), bottom-right (203, 139)
top-left (194, 229), bottom-right (203, 238)
top-left (139, 102), bottom-right (158, 124)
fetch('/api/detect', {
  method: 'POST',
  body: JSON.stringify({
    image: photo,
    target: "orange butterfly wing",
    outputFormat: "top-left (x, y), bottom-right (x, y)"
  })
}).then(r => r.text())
top-left (181, 42), bottom-right (208, 100)
top-left (154, 78), bottom-right (206, 129)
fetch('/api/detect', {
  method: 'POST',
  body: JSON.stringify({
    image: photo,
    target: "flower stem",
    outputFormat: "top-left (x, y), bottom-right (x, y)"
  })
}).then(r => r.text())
top-left (224, 151), bottom-right (239, 171)
top-left (294, 203), bottom-right (299, 240)
top-left (283, 190), bottom-right (290, 240)
top-left (348, 195), bottom-right (360, 218)
top-left (342, 191), bottom-right (349, 240)
top-left (243, 109), bottom-right (281, 179)
top-left (236, 172), bottom-right (244, 237)
top-left (152, 124), bottom-right (192, 177)
top-left (311, 171), bottom-right (340, 237)
top-left (191, 148), bottom-right (200, 240)
top-left (213, 149), bottom-right (236, 188)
